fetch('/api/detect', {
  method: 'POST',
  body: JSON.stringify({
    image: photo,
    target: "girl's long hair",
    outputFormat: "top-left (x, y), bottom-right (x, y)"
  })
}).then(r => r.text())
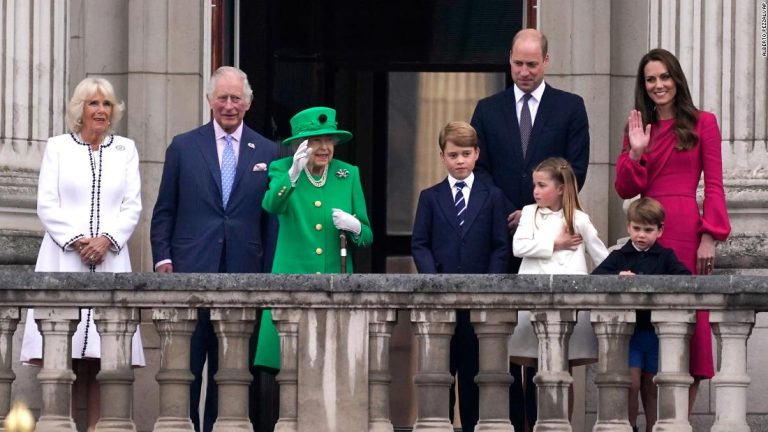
top-left (534, 157), bottom-right (582, 234)
top-left (634, 48), bottom-right (699, 150)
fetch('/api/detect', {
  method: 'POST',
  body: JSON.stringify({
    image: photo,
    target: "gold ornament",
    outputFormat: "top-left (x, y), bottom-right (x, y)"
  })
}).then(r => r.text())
top-left (4, 401), bottom-right (35, 432)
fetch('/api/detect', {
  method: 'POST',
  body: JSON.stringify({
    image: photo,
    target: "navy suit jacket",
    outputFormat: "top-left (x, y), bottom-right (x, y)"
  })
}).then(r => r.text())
top-left (411, 176), bottom-right (509, 274)
top-left (470, 84), bottom-right (590, 212)
top-left (150, 122), bottom-right (279, 273)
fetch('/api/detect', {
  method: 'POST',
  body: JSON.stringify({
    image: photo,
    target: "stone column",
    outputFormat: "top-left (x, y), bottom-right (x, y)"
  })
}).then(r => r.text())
top-left (651, 310), bottom-right (695, 432)
top-left (410, 310), bottom-right (455, 432)
top-left (34, 307), bottom-right (79, 432)
top-left (709, 310), bottom-right (755, 432)
top-left (151, 308), bottom-right (197, 432)
top-left (0, 307), bottom-right (19, 427)
top-left (0, 0), bottom-right (68, 268)
top-left (591, 310), bottom-right (635, 432)
top-left (472, 310), bottom-right (516, 432)
top-left (93, 308), bottom-right (140, 432)
top-left (531, 310), bottom-right (576, 432)
top-left (368, 309), bottom-right (397, 432)
top-left (272, 309), bottom-right (302, 432)
top-left (210, 308), bottom-right (256, 432)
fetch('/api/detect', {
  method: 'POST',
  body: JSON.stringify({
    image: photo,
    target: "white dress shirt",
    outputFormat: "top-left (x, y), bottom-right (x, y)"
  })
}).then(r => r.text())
top-left (513, 81), bottom-right (546, 125)
top-left (447, 172), bottom-right (474, 206)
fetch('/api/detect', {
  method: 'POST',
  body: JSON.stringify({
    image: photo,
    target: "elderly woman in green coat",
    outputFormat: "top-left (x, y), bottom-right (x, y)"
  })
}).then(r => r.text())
top-left (254, 106), bottom-right (373, 369)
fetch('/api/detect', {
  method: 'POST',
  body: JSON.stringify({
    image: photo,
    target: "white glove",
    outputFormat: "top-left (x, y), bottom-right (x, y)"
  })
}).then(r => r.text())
top-left (288, 140), bottom-right (312, 185)
top-left (332, 208), bottom-right (361, 236)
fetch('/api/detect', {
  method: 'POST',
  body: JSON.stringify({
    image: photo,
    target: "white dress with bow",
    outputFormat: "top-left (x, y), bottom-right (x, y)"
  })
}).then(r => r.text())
top-left (509, 204), bottom-right (609, 364)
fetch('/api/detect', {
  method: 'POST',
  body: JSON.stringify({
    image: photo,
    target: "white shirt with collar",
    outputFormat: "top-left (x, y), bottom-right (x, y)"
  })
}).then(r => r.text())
top-left (448, 173), bottom-right (474, 206)
top-left (514, 81), bottom-right (546, 125)
top-left (213, 120), bottom-right (244, 166)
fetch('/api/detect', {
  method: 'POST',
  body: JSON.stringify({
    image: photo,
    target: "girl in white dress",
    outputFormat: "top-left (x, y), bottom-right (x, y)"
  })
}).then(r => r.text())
top-left (21, 77), bottom-right (144, 431)
top-left (510, 157), bottom-right (609, 417)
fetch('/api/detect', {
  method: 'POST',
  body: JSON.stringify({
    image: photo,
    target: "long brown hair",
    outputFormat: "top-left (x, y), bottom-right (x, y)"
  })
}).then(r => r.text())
top-left (534, 157), bottom-right (582, 234)
top-left (634, 48), bottom-right (699, 150)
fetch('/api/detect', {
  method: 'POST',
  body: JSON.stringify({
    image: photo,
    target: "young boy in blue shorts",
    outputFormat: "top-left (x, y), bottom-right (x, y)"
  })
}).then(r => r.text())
top-left (592, 197), bottom-right (690, 432)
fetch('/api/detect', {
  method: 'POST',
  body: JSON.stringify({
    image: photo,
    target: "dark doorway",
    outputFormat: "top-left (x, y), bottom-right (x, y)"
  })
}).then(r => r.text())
top-left (238, 0), bottom-right (523, 274)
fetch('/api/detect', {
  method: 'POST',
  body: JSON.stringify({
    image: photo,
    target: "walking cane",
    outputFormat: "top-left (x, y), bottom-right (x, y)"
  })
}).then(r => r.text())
top-left (340, 232), bottom-right (347, 274)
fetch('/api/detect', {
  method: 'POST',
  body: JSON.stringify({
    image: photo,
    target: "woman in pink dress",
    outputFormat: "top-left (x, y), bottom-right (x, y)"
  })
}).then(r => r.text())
top-left (615, 48), bottom-right (730, 412)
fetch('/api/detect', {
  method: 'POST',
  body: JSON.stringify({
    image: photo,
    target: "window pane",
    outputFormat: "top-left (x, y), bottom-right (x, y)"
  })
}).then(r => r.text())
top-left (386, 72), bottom-right (505, 236)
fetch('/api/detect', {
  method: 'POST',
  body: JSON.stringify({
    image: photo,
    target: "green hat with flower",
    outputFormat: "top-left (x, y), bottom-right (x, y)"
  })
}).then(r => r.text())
top-left (282, 106), bottom-right (353, 146)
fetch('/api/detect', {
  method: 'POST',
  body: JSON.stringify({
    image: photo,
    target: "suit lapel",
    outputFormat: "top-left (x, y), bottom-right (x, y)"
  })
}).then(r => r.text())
top-left (195, 122), bottom-right (223, 201)
top-left (527, 84), bottom-right (554, 163)
top-left (436, 180), bottom-right (463, 236)
top-left (503, 88), bottom-right (526, 163)
top-left (230, 126), bottom-right (258, 198)
top-left (460, 179), bottom-right (488, 236)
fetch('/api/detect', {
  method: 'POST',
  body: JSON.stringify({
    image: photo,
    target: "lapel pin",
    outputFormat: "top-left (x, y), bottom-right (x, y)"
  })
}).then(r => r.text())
top-left (247, 142), bottom-right (255, 149)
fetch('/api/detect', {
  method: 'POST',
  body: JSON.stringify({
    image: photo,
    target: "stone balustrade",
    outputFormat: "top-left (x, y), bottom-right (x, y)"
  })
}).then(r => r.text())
top-left (0, 272), bottom-right (765, 432)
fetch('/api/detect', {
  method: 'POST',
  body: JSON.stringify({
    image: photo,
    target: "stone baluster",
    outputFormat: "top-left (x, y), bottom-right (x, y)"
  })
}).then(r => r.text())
top-left (0, 307), bottom-right (19, 428)
top-left (210, 308), bottom-right (257, 432)
top-left (410, 310), bottom-right (455, 432)
top-left (368, 309), bottom-right (397, 432)
top-left (651, 310), bottom-right (695, 432)
top-left (272, 309), bottom-right (302, 432)
top-left (152, 308), bottom-right (197, 432)
top-left (93, 307), bottom-right (140, 431)
top-left (591, 310), bottom-right (635, 432)
top-left (472, 310), bottom-right (516, 432)
top-left (531, 310), bottom-right (576, 432)
top-left (710, 311), bottom-right (755, 432)
top-left (34, 307), bottom-right (80, 432)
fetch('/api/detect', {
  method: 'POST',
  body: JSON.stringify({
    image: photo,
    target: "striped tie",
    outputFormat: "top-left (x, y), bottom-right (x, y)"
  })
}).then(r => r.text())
top-left (221, 134), bottom-right (236, 208)
top-left (454, 181), bottom-right (467, 228)
top-left (520, 93), bottom-right (532, 157)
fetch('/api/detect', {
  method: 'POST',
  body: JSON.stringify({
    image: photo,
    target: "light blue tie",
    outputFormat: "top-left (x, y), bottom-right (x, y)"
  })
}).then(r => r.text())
top-left (221, 134), bottom-right (236, 208)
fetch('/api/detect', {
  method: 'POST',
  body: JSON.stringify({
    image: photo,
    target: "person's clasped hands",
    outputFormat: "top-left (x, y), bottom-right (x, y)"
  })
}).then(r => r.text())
top-left (332, 208), bottom-right (361, 236)
top-left (288, 139), bottom-right (312, 186)
top-left (74, 236), bottom-right (111, 266)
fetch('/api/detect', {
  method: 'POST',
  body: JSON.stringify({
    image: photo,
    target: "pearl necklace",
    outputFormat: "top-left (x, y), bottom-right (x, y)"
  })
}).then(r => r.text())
top-left (304, 165), bottom-right (328, 187)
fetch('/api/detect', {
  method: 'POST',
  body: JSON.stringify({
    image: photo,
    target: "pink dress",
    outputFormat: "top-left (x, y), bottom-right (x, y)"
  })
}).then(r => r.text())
top-left (615, 111), bottom-right (730, 379)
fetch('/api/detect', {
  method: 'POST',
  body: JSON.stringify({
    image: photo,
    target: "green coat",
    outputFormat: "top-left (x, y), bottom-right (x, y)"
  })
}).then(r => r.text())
top-left (253, 157), bottom-right (373, 370)
top-left (262, 157), bottom-right (373, 274)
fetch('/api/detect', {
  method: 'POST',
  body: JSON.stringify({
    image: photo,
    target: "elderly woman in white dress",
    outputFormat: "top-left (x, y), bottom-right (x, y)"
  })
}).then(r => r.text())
top-left (21, 77), bottom-right (144, 431)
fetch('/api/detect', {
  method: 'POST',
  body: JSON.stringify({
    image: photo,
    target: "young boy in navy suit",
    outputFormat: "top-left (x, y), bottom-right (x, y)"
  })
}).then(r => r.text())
top-left (592, 197), bottom-right (690, 432)
top-left (412, 121), bottom-right (509, 431)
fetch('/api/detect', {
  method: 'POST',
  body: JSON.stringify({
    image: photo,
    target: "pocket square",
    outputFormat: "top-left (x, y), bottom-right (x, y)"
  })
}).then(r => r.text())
top-left (253, 163), bottom-right (268, 171)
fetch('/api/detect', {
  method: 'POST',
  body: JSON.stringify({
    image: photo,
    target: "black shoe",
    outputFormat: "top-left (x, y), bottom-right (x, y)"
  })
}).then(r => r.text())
top-left (632, 427), bottom-right (639, 432)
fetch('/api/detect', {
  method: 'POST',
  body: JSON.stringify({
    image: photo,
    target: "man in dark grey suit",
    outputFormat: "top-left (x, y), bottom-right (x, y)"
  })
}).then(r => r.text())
top-left (470, 29), bottom-right (590, 431)
top-left (150, 66), bottom-right (278, 432)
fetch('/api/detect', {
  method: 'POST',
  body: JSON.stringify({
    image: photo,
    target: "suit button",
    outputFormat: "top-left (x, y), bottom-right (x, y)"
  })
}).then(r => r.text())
top-left (218, 239), bottom-right (223, 244)
top-left (314, 200), bottom-right (322, 207)
top-left (315, 224), bottom-right (323, 231)
top-left (316, 248), bottom-right (323, 255)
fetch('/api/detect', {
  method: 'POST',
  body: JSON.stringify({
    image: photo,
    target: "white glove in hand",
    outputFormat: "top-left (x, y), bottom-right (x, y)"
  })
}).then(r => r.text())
top-left (288, 140), bottom-right (312, 185)
top-left (332, 208), bottom-right (361, 236)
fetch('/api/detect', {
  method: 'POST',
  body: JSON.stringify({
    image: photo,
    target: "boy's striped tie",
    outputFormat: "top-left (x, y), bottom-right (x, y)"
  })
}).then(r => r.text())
top-left (454, 181), bottom-right (466, 227)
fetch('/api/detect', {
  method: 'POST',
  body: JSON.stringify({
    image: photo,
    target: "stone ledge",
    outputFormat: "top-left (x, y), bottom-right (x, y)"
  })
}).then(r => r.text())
top-left (0, 271), bottom-right (766, 310)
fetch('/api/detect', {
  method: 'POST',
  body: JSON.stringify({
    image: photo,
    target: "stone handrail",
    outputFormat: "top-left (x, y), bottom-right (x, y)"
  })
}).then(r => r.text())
top-left (0, 271), bottom-right (763, 432)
